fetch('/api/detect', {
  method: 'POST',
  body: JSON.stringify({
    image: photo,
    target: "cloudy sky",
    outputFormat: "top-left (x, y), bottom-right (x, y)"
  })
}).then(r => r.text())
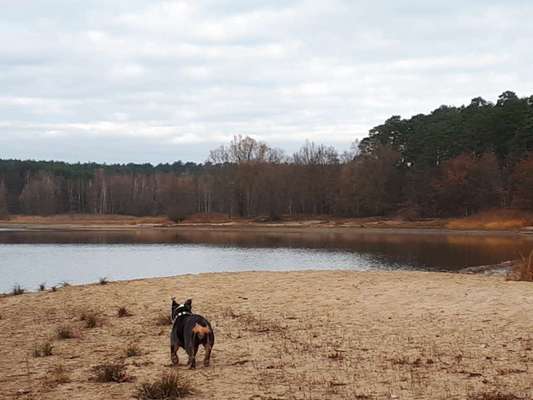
top-left (1, 0), bottom-right (533, 163)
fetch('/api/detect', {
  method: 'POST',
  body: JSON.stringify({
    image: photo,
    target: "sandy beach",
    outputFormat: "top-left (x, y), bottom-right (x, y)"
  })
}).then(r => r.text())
top-left (0, 270), bottom-right (532, 400)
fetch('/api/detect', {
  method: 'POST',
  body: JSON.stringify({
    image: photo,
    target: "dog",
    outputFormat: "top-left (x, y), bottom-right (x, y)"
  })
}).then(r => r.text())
top-left (170, 298), bottom-right (214, 369)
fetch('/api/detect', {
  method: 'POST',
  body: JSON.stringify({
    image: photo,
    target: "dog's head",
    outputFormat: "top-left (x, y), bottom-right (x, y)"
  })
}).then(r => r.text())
top-left (171, 298), bottom-right (192, 321)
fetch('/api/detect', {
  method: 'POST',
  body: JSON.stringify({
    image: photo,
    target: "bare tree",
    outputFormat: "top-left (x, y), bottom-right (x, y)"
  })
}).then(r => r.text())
top-left (19, 172), bottom-right (61, 215)
top-left (0, 179), bottom-right (8, 218)
top-left (209, 135), bottom-right (284, 164)
top-left (337, 144), bottom-right (402, 216)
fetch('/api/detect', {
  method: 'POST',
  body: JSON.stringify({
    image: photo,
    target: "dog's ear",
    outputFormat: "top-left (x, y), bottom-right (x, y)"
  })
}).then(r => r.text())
top-left (185, 299), bottom-right (192, 310)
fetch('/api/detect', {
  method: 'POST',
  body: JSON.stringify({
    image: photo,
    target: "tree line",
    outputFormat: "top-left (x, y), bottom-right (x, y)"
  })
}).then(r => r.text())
top-left (1, 91), bottom-right (533, 220)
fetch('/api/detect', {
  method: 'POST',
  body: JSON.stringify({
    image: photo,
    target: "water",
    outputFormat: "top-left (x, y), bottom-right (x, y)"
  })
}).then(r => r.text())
top-left (1, 228), bottom-right (531, 292)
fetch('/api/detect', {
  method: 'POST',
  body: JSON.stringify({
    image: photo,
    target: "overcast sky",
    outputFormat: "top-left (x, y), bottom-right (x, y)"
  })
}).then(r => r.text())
top-left (1, 0), bottom-right (533, 163)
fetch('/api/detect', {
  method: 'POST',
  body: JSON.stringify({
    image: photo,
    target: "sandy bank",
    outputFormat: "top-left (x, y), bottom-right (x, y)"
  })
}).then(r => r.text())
top-left (1, 271), bottom-right (532, 399)
top-left (1, 211), bottom-right (533, 234)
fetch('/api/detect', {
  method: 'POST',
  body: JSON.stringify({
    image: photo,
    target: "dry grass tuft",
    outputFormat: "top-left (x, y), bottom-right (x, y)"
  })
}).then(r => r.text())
top-left (222, 307), bottom-right (239, 319)
top-left (135, 371), bottom-right (192, 399)
top-left (348, 394), bottom-right (373, 400)
top-left (507, 250), bottom-right (533, 282)
top-left (126, 343), bottom-right (142, 357)
top-left (327, 351), bottom-right (345, 361)
top-left (80, 310), bottom-right (102, 329)
top-left (156, 313), bottom-right (172, 326)
top-left (238, 312), bottom-right (283, 333)
top-left (447, 209), bottom-right (533, 230)
top-left (91, 362), bottom-right (131, 383)
top-left (47, 364), bottom-right (71, 386)
top-left (33, 341), bottom-right (54, 357)
top-left (118, 306), bottom-right (132, 318)
top-left (12, 284), bottom-right (25, 296)
top-left (55, 325), bottom-right (78, 340)
top-left (467, 392), bottom-right (526, 400)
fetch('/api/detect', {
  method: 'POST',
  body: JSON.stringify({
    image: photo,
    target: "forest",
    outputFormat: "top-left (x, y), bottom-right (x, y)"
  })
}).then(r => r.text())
top-left (1, 91), bottom-right (533, 220)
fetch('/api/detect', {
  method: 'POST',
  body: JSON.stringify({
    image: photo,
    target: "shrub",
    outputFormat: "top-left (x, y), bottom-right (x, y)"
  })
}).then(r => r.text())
top-left (80, 311), bottom-right (101, 329)
top-left (507, 250), bottom-right (533, 282)
top-left (135, 372), bottom-right (192, 399)
top-left (56, 325), bottom-right (77, 340)
top-left (118, 306), bottom-right (132, 318)
top-left (38, 283), bottom-right (46, 292)
top-left (126, 343), bottom-right (142, 357)
top-left (12, 284), bottom-right (25, 296)
top-left (33, 341), bottom-right (54, 357)
top-left (50, 286), bottom-right (57, 292)
top-left (99, 277), bottom-right (109, 285)
top-left (85, 314), bottom-right (99, 329)
top-left (91, 362), bottom-right (130, 383)
top-left (48, 364), bottom-right (70, 385)
top-left (166, 207), bottom-right (188, 223)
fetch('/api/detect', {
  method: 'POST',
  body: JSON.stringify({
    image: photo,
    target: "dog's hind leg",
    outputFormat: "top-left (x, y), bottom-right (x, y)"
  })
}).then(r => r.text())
top-left (185, 334), bottom-right (199, 369)
top-left (203, 342), bottom-right (212, 367)
top-left (170, 342), bottom-right (179, 365)
top-left (187, 343), bottom-right (199, 369)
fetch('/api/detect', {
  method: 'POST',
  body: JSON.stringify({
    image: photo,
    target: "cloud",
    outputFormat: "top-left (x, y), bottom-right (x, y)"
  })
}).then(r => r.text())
top-left (1, 0), bottom-right (533, 163)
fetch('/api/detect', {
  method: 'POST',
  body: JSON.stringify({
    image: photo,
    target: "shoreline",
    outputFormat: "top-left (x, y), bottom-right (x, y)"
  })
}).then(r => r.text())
top-left (1, 270), bottom-right (531, 399)
top-left (0, 222), bottom-right (531, 236)
top-left (1, 212), bottom-right (533, 235)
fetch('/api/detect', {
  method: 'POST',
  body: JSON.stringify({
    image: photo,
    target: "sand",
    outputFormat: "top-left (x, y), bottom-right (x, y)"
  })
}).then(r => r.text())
top-left (0, 271), bottom-right (532, 400)
top-left (2, 212), bottom-right (532, 233)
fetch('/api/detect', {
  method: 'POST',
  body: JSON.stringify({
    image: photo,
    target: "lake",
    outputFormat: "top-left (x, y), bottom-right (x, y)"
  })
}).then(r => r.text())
top-left (1, 228), bottom-right (532, 293)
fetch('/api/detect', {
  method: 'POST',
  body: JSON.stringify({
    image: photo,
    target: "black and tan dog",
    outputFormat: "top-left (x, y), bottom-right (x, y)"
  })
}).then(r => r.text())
top-left (170, 298), bottom-right (214, 369)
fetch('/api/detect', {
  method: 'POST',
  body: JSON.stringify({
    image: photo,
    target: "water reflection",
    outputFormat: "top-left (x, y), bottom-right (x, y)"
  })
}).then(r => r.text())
top-left (0, 229), bottom-right (531, 292)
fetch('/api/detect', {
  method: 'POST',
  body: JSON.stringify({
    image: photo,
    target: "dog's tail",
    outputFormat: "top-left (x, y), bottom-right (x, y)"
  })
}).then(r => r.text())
top-left (192, 323), bottom-right (211, 340)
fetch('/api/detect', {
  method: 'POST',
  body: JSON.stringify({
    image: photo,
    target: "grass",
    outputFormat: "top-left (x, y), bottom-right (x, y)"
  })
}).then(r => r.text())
top-left (125, 343), bottom-right (142, 357)
top-left (222, 307), bottom-right (239, 319)
top-left (33, 341), bottom-right (54, 357)
top-left (47, 364), bottom-right (70, 386)
top-left (80, 310), bottom-right (102, 329)
top-left (12, 284), bottom-right (25, 296)
top-left (507, 250), bottom-right (533, 282)
top-left (156, 313), bottom-right (172, 326)
top-left (99, 277), bottom-right (109, 285)
top-left (91, 362), bottom-right (131, 383)
top-left (135, 371), bottom-right (193, 399)
top-left (118, 306), bottom-right (132, 318)
top-left (237, 311), bottom-right (282, 333)
top-left (447, 209), bottom-right (533, 230)
top-left (327, 351), bottom-right (345, 361)
top-left (9, 214), bottom-right (169, 226)
top-left (56, 325), bottom-right (78, 340)
top-left (467, 393), bottom-right (527, 400)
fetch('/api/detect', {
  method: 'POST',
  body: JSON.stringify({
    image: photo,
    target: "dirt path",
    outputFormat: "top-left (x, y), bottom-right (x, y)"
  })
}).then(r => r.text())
top-left (0, 271), bottom-right (532, 399)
